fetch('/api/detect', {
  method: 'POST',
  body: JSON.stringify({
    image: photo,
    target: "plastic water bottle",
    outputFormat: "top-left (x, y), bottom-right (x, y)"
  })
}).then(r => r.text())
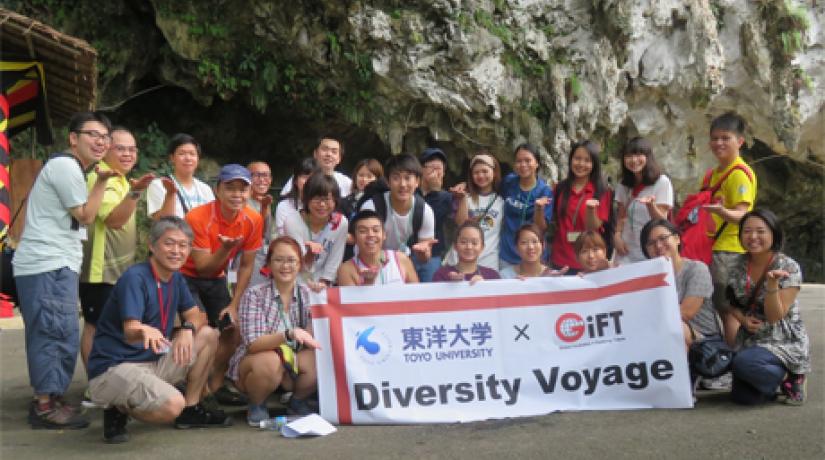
top-left (259, 416), bottom-right (288, 431)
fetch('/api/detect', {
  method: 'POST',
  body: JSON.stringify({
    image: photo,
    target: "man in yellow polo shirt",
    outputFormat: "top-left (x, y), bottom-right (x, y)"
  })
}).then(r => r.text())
top-left (79, 127), bottom-right (154, 371)
top-left (702, 112), bottom-right (757, 349)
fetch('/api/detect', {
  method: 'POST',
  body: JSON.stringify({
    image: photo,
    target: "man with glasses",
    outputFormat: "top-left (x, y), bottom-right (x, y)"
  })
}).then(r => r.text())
top-left (246, 161), bottom-right (274, 287)
top-left (79, 127), bottom-right (155, 373)
top-left (13, 112), bottom-right (118, 429)
top-left (182, 164), bottom-right (263, 405)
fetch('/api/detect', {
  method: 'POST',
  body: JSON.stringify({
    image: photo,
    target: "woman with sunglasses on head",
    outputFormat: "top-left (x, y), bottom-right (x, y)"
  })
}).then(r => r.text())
top-left (550, 140), bottom-right (612, 275)
top-left (447, 151), bottom-right (504, 271)
top-left (500, 224), bottom-right (567, 279)
top-left (723, 209), bottom-right (809, 406)
top-left (228, 236), bottom-right (321, 426)
top-left (640, 219), bottom-right (721, 350)
top-left (283, 171), bottom-right (348, 291)
top-left (613, 137), bottom-right (673, 265)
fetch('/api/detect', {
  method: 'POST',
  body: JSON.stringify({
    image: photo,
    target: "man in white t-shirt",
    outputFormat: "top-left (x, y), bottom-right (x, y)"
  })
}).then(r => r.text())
top-left (279, 135), bottom-right (352, 198)
top-left (146, 133), bottom-right (215, 219)
top-left (358, 154), bottom-right (436, 263)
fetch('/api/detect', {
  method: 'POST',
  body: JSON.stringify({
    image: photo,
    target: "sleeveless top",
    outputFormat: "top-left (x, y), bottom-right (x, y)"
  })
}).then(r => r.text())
top-left (350, 250), bottom-right (406, 286)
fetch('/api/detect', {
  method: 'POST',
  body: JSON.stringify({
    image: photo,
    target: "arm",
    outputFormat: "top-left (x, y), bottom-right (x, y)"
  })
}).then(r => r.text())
top-left (151, 178), bottom-right (178, 220)
top-left (398, 252), bottom-right (420, 283)
top-left (452, 185), bottom-right (469, 225)
top-left (123, 319), bottom-right (170, 354)
top-left (104, 173), bottom-right (155, 229)
top-left (706, 202), bottom-right (749, 224)
top-left (533, 197), bottom-right (550, 232)
top-left (336, 261), bottom-right (360, 286)
top-left (613, 202), bottom-right (628, 256)
top-left (320, 221), bottom-right (348, 283)
top-left (189, 244), bottom-right (237, 278)
top-left (763, 270), bottom-right (800, 324)
top-left (180, 305), bottom-right (208, 331)
top-left (584, 200), bottom-right (603, 231)
top-left (679, 297), bottom-right (704, 323)
top-left (228, 250), bottom-right (257, 313)
top-left (70, 172), bottom-right (115, 225)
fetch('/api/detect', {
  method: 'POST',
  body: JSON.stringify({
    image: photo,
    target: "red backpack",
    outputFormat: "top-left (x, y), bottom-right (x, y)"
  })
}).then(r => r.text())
top-left (674, 165), bottom-right (753, 265)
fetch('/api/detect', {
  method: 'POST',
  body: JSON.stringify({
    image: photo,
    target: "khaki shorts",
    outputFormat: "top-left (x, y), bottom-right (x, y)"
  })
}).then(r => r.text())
top-left (710, 250), bottom-right (740, 314)
top-left (89, 345), bottom-right (197, 413)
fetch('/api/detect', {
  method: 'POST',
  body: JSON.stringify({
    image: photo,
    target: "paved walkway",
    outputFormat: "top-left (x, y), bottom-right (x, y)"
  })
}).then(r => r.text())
top-left (1, 286), bottom-right (823, 459)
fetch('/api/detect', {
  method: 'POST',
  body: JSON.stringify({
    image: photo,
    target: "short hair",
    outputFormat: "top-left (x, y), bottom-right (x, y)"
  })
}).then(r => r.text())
top-left (316, 135), bottom-right (345, 158)
top-left (739, 209), bottom-right (783, 252)
top-left (351, 158), bottom-right (384, 190)
top-left (514, 223), bottom-right (545, 247)
top-left (467, 150), bottom-right (502, 197)
top-left (110, 125), bottom-right (132, 136)
top-left (167, 133), bottom-right (201, 157)
top-left (287, 157), bottom-right (319, 207)
top-left (620, 136), bottom-right (662, 187)
top-left (385, 154), bottom-right (422, 178)
top-left (301, 170), bottom-right (341, 210)
top-left (68, 111), bottom-right (112, 134)
top-left (265, 235), bottom-right (304, 270)
top-left (149, 216), bottom-right (193, 246)
top-left (349, 209), bottom-right (384, 235)
top-left (247, 160), bottom-right (271, 172)
top-left (710, 112), bottom-right (746, 137)
top-left (454, 220), bottom-right (485, 246)
top-left (574, 230), bottom-right (607, 255)
top-left (640, 219), bottom-right (681, 258)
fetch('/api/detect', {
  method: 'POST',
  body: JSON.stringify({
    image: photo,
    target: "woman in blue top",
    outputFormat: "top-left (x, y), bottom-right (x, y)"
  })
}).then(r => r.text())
top-left (499, 143), bottom-right (554, 270)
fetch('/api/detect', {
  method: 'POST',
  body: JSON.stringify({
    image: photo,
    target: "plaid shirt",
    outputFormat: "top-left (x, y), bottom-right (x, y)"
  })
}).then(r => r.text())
top-left (226, 281), bottom-right (310, 381)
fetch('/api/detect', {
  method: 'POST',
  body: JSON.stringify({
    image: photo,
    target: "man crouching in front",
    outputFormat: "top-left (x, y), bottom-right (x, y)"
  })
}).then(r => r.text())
top-left (87, 216), bottom-right (231, 443)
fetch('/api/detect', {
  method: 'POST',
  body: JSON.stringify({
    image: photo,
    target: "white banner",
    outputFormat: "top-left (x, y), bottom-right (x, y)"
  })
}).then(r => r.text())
top-left (310, 258), bottom-right (693, 424)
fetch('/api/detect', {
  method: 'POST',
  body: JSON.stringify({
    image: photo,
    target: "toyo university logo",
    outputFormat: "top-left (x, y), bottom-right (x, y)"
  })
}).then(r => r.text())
top-left (355, 326), bottom-right (392, 365)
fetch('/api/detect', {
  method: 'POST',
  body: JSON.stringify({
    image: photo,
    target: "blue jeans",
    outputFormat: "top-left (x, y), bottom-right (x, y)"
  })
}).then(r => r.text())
top-left (413, 255), bottom-right (442, 283)
top-left (730, 345), bottom-right (786, 405)
top-left (15, 267), bottom-right (80, 396)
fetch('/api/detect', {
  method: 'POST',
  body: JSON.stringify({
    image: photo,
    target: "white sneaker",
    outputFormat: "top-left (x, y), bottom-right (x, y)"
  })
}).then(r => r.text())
top-left (700, 372), bottom-right (733, 391)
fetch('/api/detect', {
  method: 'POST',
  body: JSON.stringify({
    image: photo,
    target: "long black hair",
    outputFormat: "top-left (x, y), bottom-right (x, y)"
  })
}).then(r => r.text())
top-left (619, 137), bottom-right (662, 188)
top-left (554, 140), bottom-right (607, 220)
top-left (287, 157), bottom-right (318, 208)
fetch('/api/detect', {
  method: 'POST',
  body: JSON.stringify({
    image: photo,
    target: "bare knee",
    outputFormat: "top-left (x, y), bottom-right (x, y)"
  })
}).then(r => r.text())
top-left (194, 325), bottom-right (219, 352)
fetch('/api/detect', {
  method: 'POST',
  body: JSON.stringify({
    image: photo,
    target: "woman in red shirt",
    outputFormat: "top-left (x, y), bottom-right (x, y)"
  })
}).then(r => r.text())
top-left (550, 140), bottom-right (612, 274)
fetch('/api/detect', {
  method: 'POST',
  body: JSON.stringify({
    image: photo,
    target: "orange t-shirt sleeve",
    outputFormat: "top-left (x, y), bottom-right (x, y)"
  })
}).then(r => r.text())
top-left (241, 211), bottom-right (264, 252)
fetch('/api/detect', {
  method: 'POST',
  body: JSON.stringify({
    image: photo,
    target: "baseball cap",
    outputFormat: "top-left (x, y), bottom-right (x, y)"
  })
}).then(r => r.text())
top-left (217, 164), bottom-right (252, 184)
top-left (420, 147), bottom-right (447, 165)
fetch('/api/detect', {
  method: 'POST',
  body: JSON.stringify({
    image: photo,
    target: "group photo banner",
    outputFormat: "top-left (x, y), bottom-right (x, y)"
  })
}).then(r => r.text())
top-left (310, 257), bottom-right (693, 425)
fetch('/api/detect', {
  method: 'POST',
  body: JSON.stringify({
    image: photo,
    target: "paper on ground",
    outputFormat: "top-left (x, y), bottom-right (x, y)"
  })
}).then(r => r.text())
top-left (281, 413), bottom-right (337, 438)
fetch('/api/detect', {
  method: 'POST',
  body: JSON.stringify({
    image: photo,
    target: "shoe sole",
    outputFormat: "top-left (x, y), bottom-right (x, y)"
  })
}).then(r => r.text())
top-left (30, 420), bottom-right (90, 430)
top-left (104, 434), bottom-right (130, 444)
top-left (175, 419), bottom-right (234, 429)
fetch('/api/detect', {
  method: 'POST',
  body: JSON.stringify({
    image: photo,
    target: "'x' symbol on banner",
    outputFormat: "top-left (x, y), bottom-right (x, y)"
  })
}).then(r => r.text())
top-left (514, 324), bottom-right (530, 341)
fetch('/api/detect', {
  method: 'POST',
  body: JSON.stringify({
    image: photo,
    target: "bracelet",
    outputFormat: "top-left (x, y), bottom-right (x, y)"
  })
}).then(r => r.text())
top-left (128, 190), bottom-right (142, 200)
top-left (284, 328), bottom-right (291, 341)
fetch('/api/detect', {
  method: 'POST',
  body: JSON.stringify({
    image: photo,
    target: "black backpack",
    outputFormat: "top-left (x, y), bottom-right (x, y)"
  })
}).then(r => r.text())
top-left (355, 178), bottom-right (425, 248)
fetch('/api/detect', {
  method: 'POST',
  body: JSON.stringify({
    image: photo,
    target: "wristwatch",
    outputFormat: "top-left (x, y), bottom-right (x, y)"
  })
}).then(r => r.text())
top-left (181, 321), bottom-right (196, 333)
top-left (128, 190), bottom-right (142, 200)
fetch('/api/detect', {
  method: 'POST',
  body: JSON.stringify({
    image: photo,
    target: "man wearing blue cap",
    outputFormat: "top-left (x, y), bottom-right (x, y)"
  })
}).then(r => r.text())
top-left (182, 164), bottom-right (263, 405)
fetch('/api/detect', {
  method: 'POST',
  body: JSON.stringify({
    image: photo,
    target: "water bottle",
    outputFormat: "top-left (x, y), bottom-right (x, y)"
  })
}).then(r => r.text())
top-left (259, 416), bottom-right (288, 431)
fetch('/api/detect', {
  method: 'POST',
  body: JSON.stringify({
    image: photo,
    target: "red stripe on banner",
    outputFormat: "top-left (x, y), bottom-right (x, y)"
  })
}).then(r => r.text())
top-left (0, 166), bottom-right (9, 187)
top-left (0, 204), bottom-right (9, 225)
top-left (311, 273), bottom-right (669, 320)
top-left (325, 288), bottom-right (354, 424)
top-left (7, 80), bottom-right (39, 107)
top-left (0, 135), bottom-right (8, 154)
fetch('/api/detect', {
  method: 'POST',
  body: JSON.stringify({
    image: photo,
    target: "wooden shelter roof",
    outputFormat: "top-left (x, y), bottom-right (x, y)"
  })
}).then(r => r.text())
top-left (0, 8), bottom-right (97, 123)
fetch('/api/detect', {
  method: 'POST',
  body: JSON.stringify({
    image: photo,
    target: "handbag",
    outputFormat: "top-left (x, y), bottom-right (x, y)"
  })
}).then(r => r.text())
top-left (688, 336), bottom-right (735, 378)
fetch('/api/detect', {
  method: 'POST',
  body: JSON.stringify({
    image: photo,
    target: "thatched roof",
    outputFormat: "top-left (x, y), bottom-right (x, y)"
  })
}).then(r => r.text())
top-left (0, 8), bottom-right (97, 123)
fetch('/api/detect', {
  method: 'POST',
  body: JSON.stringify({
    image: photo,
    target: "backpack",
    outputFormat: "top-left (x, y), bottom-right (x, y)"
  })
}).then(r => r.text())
top-left (355, 177), bottom-right (425, 249)
top-left (674, 165), bottom-right (753, 265)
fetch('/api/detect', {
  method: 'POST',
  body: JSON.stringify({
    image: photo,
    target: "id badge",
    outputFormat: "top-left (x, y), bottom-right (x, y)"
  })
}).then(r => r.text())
top-left (78, 226), bottom-right (88, 241)
top-left (566, 231), bottom-right (581, 243)
top-left (227, 270), bottom-right (238, 284)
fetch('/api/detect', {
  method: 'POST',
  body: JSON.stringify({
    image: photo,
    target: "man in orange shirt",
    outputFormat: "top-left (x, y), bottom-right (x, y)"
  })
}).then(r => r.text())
top-left (183, 164), bottom-right (263, 404)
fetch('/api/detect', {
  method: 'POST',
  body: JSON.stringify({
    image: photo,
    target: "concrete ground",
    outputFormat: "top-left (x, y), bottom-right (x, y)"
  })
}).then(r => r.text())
top-left (1, 286), bottom-right (823, 460)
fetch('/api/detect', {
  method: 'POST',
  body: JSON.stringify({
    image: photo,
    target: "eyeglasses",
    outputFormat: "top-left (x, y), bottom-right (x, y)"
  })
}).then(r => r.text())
top-left (77, 130), bottom-right (112, 143)
top-left (309, 196), bottom-right (335, 205)
top-left (251, 172), bottom-right (271, 179)
top-left (271, 257), bottom-right (299, 267)
top-left (113, 145), bottom-right (138, 154)
top-left (645, 233), bottom-right (674, 248)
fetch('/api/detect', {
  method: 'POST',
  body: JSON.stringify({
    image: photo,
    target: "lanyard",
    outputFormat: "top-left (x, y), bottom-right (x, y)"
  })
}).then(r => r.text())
top-left (745, 253), bottom-right (775, 310)
top-left (517, 186), bottom-right (536, 224)
top-left (355, 251), bottom-right (387, 285)
top-left (170, 175), bottom-right (201, 211)
top-left (150, 263), bottom-right (173, 332)
top-left (273, 283), bottom-right (303, 331)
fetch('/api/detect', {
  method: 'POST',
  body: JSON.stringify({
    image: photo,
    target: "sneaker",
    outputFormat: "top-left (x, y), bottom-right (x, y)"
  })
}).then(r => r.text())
top-left (213, 384), bottom-right (248, 406)
top-left (781, 374), bottom-right (806, 406)
top-left (246, 403), bottom-right (270, 427)
top-left (174, 403), bottom-right (233, 429)
top-left (29, 397), bottom-right (90, 430)
top-left (700, 373), bottom-right (733, 391)
top-left (82, 388), bottom-right (101, 409)
top-left (287, 397), bottom-right (316, 416)
top-left (103, 407), bottom-right (129, 443)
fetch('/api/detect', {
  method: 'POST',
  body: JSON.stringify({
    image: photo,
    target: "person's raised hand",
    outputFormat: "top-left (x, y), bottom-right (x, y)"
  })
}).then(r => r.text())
top-left (161, 176), bottom-right (177, 195)
top-left (129, 173), bottom-right (156, 192)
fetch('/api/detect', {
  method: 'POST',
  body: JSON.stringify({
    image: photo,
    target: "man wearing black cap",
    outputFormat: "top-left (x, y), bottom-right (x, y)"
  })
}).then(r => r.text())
top-left (182, 164), bottom-right (263, 404)
top-left (418, 148), bottom-right (453, 282)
